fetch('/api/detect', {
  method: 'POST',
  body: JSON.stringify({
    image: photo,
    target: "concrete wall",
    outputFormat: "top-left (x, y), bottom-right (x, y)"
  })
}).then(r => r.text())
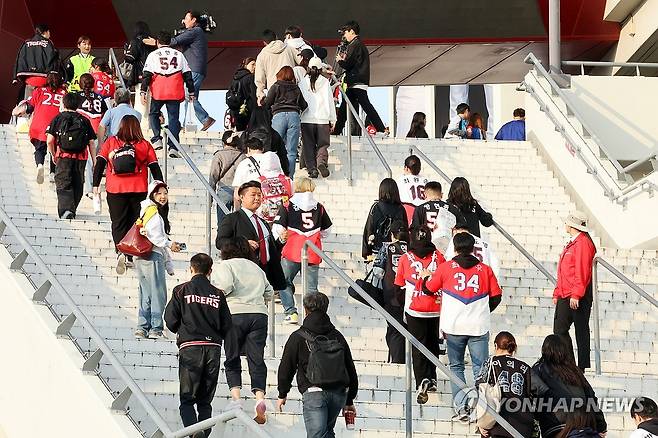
top-left (0, 248), bottom-right (141, 438)
top-left (561, 76), bottom-right (658, 161)
top-left (525, 72), bottom-right (658, 249)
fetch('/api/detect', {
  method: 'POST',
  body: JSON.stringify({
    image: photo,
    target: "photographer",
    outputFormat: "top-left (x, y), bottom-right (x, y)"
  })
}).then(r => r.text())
top-left (170, 10), bottom-right (215, 131)
top-left (332, 20), bottom-right (387, 136)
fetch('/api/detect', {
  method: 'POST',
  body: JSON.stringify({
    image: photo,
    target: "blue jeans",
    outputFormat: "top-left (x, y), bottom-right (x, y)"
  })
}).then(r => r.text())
top-left (271, 111), bottom-right (301, 178)
top-left (302, 389), bottom-right (347, 438)
top-left (184, 72), bottom-right (210, 125)
top-left (280, 258), bottom-right (319, 315)
top-left (446, 332), bottom-right (490, 409)
top-left (149, 99), bottom-right (181, 150)
top-left (135, 251), bottom-right (168, 332)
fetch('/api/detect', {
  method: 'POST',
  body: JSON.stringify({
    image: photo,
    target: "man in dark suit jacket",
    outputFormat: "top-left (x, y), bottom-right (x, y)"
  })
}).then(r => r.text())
top-left (216, 180), bottom-right (286, 290)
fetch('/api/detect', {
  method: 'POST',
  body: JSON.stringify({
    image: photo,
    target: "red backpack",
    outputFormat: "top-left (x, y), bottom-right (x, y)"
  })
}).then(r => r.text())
top-left (259, 174), bottom-right (292, 222)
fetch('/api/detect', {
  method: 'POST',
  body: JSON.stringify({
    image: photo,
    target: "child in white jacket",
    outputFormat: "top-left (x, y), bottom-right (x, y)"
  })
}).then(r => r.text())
top-left (299, 57), bottom-right (337, 179)
top-left (134, 180), bottom-right (181, 339)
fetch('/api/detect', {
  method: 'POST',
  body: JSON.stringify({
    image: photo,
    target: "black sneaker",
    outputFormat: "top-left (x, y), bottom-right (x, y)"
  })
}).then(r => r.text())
top-left (317, 163), bottom-right (330, 178)
top-left (416, 378), bottom-right (430, 404)
top-left (428, 379), bottom-right (438, 392)
top-left (308, 169), bottom-right (319, 179)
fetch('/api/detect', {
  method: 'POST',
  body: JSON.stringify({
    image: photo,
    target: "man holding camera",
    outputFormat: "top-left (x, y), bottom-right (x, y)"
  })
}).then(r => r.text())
top-left (171, 10), bottom-right (216, 131)
top-left (332, 20), bottom-right (387, 136)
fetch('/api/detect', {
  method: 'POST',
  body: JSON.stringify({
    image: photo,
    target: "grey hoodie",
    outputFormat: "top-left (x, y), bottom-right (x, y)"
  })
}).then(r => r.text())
top-left (255, 40), bottom-right (298, 100)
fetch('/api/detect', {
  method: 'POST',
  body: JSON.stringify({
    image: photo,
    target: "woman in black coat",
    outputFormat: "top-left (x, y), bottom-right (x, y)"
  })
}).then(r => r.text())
top-left (229, 57), bottom-right (257, 131)
top-left (532, 335), bottom-right (607, 438)
top-left (447, 176), bottom-right (493, 238)
top-left (362, 178), bottom-right (407, 259)
top-left (125, 21), bottom-right (155, 88)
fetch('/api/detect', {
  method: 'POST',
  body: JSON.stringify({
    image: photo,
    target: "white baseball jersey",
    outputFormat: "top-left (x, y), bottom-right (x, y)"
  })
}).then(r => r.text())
top-left (143, 47), bottom-right (191, 76)
top-left (396, 175), bottom-right (429, 206)
top-left (444, 232), bottom-right (500, 280)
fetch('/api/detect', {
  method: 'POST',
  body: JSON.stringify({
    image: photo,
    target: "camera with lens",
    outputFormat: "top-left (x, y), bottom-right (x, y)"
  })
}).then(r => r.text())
top-left (336, 29), bottom-right (349, 56)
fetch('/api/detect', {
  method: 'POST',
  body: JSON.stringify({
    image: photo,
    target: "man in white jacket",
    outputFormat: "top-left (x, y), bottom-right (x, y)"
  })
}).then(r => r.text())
top-left (255, 29), bottom-right (297, 104)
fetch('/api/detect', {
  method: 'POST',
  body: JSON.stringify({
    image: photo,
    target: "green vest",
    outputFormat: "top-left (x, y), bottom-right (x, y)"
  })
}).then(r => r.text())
top-left (69, 54), bottom-right (95, 91)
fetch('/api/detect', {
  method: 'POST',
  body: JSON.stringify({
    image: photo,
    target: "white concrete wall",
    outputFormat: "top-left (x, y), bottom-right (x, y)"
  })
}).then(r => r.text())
top-left (562, 76), bottom-right (658, 161)
top-left (525, 73), bottom-right (658, 249)
top-left (0, 248), bottom-right (141, 438)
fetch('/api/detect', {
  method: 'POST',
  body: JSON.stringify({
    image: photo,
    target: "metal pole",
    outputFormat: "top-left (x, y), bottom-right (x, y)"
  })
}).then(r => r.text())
top-left (591, 258), bottom-right (602, 375)
top-left (206, 192), bottom-right (212, 256)
top-left (346, 111), bottom-right (353, 186)
top-left (549, 0), bottom-right (561, 74)
top-left (162, 129), bottom-right (168, 183)
top-left (300, 246), bottom-right (309, 321)
top-left (405, 339), bottom-right (413, 438)
top-left (268, 298), bottom-right (276, 358)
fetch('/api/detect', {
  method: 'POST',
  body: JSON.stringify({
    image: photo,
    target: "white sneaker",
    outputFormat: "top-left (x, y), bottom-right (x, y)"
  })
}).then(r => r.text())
top-left (116, 253), bottom-right (127, 275)
top-left (152, 139), bottom-right (164, 150)
top-left (36, 164), bottom-right (44, 184)
top-left (61, 210), bottom-right (74, 220)
top-left (48, 172), bottom-right (55, 184)
top-left (168, 148), bottom-right (181, 159)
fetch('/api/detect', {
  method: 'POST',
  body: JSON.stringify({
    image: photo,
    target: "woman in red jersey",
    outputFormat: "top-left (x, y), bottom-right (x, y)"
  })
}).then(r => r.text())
top-left (12, 71), bottom-right (66, 184)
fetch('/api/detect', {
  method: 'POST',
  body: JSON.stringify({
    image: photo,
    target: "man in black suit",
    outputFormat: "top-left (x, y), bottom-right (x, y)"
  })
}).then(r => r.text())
top-left (216, 180), bottom-right (286, 290)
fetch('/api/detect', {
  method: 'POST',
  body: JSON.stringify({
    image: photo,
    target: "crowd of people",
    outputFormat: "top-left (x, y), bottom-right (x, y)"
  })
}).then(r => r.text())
top-left (9, 14), bottom-right (651, 438)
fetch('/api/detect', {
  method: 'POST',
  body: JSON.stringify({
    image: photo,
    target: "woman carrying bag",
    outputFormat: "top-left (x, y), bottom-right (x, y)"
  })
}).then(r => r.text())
top-left (475, 331), bottom-right (535, 437)
top-left (133, 180), bottom-right (181, 339)
top-left (394, 225), bottom-right (445, 404)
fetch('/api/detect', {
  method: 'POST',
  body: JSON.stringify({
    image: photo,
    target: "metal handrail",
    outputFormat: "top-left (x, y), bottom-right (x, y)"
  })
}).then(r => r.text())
top-left (0, 177), bottom-right (273, 438)
top-left (563, 60), bottom-right (658, 76)
top-left (409, 144), bottom-right (557, 284)
top-left (591, 256), bottom-right (658, 375)
top-left (108, 48), bottom-right (127, 90)
top-left (0, 207), bottom-right (172, 437)
top-left (300, 241), bottom-right (524, 438)
top-left (336, 86), bottom-right (392, 180)
top-left (524, 53), bottom-right (627, 177)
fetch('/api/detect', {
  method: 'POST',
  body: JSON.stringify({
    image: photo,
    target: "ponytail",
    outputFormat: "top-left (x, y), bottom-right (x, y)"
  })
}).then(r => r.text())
top-left (309, 66), bottom-right (321, 92)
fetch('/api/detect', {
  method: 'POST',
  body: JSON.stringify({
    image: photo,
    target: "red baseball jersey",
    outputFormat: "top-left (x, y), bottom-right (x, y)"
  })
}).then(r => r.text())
top-left (26, 86), bottom-right (66, 142)
top-left (92, 71), bottom-right (115, 99)
top-left (394, 250), bottom-right (446, 317)
top-left (426, 259), bottom-right (501, 336)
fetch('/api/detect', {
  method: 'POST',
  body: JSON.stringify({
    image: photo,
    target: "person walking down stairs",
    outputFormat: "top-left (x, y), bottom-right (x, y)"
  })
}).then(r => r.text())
top-left (134, 180), bottom-right (181, 339)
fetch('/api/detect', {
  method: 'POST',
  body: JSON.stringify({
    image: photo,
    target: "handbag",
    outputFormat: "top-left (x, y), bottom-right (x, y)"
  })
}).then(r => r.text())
top-left (408, 252), bottom-right (441, 313)
top-left (476, 360), bottom-right (502, 429)
top-left (348, 269), bottom-right (384, 308)
top-left (116, 208), bottom-right (156, 257)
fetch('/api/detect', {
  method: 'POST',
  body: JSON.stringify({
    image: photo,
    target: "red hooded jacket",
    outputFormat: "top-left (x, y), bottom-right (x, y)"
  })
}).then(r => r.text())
top-left (553, 233), bottom-right (596, 300)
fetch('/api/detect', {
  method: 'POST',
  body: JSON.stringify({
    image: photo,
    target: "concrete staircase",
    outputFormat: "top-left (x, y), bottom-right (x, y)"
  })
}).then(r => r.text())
top-left (0, 124), bottom-right (656, 437)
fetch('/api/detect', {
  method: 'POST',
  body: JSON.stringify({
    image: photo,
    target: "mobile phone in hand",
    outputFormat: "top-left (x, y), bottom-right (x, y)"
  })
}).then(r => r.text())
top-left (178, 242), bottom-right (187, 251)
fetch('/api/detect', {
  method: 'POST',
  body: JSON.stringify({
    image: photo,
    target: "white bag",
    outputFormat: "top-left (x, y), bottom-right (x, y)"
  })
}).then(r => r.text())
top-left (476, 361), bottom-right (502, 429)
top-left (184, 100), bottom-right (197, 133)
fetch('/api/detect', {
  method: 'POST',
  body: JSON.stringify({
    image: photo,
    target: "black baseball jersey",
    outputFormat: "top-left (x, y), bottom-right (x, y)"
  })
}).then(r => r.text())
top-left (411, 200), bottom-right (465, 251)
top-left (276, 201), bottom-right (332, 264)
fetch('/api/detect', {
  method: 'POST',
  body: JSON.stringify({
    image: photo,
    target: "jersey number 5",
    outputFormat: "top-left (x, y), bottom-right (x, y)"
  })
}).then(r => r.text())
top-left (301, 212), bottom-right (314, 229)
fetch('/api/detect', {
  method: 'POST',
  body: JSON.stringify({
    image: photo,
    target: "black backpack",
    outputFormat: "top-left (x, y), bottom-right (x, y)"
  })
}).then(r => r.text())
top-left (225, 78), bottom-right (244, 111)
top-left (371, 204), bottom-right (397, 251)
top-left (299, 329), bottom-right (350, 387)
top-left (111, 143), bottom-right (138, 175)
top-left (58, 115), bottom-right (89, 153)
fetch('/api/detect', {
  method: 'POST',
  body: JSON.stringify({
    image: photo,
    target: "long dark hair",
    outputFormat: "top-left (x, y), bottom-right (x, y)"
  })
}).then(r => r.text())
top-left (133, 21), bottom-right (151, 38)
top-left (447, 177), bottom-right (477, 210)
top-left (150, 183), bottom-right (170, 234)
top-left (117, 115), bottom-right (145, 143)
top-left (46, 72), bottom-right (64, 92)
top-left (309, 66), bottom-right (321, 92)
top-left (378, 178), bottom-right (401, 204)
top-left (240, 57), bottom-right (256, 69)
top-left (557, 408), bottom-right (598, 438)
top-left (539, 334), bottom-right (588, 387)
top-left (406, 112), bottom-right (427, 138)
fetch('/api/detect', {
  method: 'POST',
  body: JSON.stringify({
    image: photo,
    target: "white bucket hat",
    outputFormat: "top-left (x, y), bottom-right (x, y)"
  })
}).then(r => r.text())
top-left (565, 211), bottom-right (589, 232)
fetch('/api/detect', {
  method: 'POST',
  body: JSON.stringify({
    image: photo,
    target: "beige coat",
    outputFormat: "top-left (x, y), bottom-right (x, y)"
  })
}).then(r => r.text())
top-left (255, 40), bottom-right (297, 101)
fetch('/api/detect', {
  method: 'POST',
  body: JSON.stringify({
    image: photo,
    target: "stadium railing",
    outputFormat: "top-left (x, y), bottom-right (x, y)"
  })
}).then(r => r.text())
top-left (523, 52), bottom-right (658, 205)
top-left (108, 48), bottom-right (127, 90)
top-left (0, 206), bottom-right (271, 438)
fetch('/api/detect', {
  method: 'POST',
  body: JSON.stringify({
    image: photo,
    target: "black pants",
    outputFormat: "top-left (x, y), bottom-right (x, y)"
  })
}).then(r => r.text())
top-left (553, 284), bottom-right (593, 370)
top-left (231, 109), bottom-right (250, 132)
top-left (301, 123), bottom-right (330, 172)
top-left (223, 313), bottom-right (268, 393)
top-left (54, 158), bottom-right (86, 218)
top-left (106, 192), bottom-right (147, 247)
top-left (406, 314), bottom-right (440, 387)
top-left (31, 139), bottom-right (54, 172)
top-left (179, 345), bottom-right (222, 437)
top-left (385, 304), bottom-right (406, 364)
top-left (333, 87), bottom-right (386, 135)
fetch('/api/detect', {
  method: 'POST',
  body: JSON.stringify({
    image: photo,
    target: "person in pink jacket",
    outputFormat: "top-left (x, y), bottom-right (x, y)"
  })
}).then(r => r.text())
top-left (553, 211), bottom-right (596, 371)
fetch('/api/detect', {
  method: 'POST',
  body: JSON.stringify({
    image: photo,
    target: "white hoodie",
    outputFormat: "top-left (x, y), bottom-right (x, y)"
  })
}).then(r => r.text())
top-left (300, 74), bottom-right (337, 125)
top-left (272, 191), bottom-right (330, 240)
